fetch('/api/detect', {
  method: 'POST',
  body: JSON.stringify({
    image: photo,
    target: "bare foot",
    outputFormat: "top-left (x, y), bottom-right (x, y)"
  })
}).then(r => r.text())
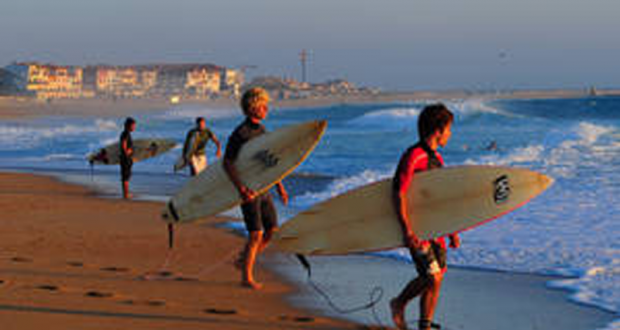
top-left (123, 194), bottom-right (133, 200)
top-left (241, 280), bottom-right (263, 290)
top-left (390, 298), bottom-right (407, 330)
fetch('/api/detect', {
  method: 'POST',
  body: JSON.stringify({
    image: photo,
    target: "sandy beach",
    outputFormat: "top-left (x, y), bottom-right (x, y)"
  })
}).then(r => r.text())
top-left (0, 172), bottom-right (360, 330)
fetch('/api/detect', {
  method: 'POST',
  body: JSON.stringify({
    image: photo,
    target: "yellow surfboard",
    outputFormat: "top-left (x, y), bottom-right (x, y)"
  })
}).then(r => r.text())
top-left (88, 139), bottom-right (177, 165)
top-left (272, 166), bottom-right (553, 255)
top-left (162, 121), bottom-right (327, 224)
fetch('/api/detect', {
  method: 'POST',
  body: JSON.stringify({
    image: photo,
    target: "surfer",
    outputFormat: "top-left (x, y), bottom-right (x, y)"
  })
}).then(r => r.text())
top-left (181, 117), bottom-right (222, 176)
top-left (120, 117), bottom-right (136, 199)
top-left (485, 140), bottom-right (498, 152)
top-left (223, 87), bottom-right (289, 289)
top-left (389, 103), bottom-right (461, 330)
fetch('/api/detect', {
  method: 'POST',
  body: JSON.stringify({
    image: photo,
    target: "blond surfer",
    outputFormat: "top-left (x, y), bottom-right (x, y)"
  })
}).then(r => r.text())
top-left (223, 87), bottom-right (289, 289)
top-left (390, 104), bottom-right (461, 330)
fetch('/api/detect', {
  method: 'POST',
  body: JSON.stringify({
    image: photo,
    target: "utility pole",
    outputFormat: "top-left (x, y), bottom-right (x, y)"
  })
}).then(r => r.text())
top-left (299, 49), bottom-right (308, 83)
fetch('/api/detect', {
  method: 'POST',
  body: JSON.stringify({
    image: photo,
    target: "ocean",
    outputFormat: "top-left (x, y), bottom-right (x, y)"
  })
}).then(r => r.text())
top-left (0, 96), bottom-right (619, 327)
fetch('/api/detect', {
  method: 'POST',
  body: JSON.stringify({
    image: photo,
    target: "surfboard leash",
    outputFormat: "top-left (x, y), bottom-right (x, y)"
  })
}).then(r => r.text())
top-left (295, 255), bottom-right (455, 330)
top-left (295, 254), bottom-right (385, 316)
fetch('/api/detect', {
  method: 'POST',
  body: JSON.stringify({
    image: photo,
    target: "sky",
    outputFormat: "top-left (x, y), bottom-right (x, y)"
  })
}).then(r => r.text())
top-left (1, 0), bottom-right (619, 90)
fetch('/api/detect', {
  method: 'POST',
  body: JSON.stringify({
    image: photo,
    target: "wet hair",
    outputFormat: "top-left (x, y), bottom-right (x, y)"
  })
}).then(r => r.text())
top-left (240, 87), bottom-right (270, 117)
top-left (417, 103), bottom-right (454, 141)
top-left (124, 117), bottom-right (136, 130)
top-left (196, 117), bottom-right (205, 125)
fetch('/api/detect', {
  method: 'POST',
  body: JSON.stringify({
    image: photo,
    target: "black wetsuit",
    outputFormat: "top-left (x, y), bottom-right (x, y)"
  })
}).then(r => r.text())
top-left (119, 130), bottom-right (133, 182)
top-left (224, 119), bottom-right (277, 232)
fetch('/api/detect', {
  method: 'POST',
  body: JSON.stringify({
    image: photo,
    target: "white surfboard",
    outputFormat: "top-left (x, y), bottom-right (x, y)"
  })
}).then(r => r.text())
top-left (162, 121), bottom-right (327, 224)
top-left (272, 166), bottom-right (553, 255)
top-left (88, 139), bottom-right (177, 165)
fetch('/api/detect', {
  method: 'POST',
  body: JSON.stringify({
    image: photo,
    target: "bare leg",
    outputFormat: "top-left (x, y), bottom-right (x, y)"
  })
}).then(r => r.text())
top-left (258, 228), bottom-right (277, 252)
top-left (242, 231), bottom-right (263, 289)
top-left (419, 273), bottom-right (444, 330)
top-left (391, 276), bottom-right (431, 329)
top-left (122, 181), bottom-right (132, 199)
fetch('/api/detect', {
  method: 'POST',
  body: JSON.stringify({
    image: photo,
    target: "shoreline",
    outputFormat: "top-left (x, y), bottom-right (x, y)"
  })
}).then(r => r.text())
top-left (265, 254), bottom-right (616, 330)
top-left (2, 88), bottom-right (619, 120)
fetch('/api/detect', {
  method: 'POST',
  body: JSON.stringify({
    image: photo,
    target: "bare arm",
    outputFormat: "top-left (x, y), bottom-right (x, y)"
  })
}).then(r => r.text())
top-left (121, 138), bottom-right (133, 158)
top-left (211, 135), bottom-right (222, 158)
top-left (223, 157), bottom-right (256, 202)
top-left (393, 187), bottom-right (420, 249)
top-left (276, 182), bottom-right (289, 205)
top-left (392, 151), bottom-right (422, 250)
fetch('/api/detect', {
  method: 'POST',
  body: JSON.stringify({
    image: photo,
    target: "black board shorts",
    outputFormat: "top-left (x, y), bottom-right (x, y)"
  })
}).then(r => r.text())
top-left (120, 158), bottom-right (133, 182)
top-left (240, 193), bottom-right (278, 232)
top-left (412, 241), bottom-right (447, 277)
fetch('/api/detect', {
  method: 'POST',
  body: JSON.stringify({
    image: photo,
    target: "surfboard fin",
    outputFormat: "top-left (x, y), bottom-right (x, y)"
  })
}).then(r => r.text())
top-left (295, 254), bottom-right (312, 278)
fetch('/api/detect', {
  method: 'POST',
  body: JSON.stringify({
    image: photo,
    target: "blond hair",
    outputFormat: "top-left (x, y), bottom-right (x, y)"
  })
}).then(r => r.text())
top-left (241, 87), bottom-right (270, 117)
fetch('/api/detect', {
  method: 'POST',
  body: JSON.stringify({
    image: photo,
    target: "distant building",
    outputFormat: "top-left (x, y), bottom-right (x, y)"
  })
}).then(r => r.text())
top-left (185, 66), bottom-right (221, 98)
top-left (221, 68), bottom-right (244, 98)
top-left (0, 68), bottom-right (22, 95)
top-left (246, 75), bottom-right (376, 100)
top-left (1, 62), bottom-right (244, 100)
top-left (4, 62), bottom-right (91, 99)
top-left (92, 66), bottom-right (157, 98)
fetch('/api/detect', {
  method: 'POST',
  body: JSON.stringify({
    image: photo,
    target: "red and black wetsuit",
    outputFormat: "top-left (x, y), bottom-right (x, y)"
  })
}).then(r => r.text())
top-left (393, 141), bottom-right (450, 275)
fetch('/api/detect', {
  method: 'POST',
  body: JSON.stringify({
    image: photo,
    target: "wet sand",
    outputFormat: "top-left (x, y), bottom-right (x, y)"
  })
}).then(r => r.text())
top-left (266, 254), bottom-right (616, 330)
top-left (0, 172), bottom-right (361, 330)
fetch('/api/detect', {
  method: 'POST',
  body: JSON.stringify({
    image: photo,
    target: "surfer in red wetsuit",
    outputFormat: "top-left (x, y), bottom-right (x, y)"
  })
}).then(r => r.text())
top-left (390, 103), bottom-right (460, 330)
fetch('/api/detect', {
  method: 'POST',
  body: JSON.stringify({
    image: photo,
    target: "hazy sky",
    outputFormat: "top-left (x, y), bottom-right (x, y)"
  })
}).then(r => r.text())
top-left (1, 0), bottom-right (619, 90)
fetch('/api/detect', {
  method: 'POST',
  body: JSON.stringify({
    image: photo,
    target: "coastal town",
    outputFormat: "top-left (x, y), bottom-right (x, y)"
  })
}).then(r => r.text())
top-left (0, 61), bottom-right (379, 103)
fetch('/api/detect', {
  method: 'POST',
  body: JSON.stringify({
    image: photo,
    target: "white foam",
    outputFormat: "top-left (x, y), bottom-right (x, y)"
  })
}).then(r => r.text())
top-left (465, 121), bottom-right (616, 178)
top-left (292, 169), bottom-right (391, 209)
top-left (348, 107), bottom-right (421, 129)
top-left (0, 119), bottom-right (120, 150)
top-left (348, 100), bottom-right (511, 131)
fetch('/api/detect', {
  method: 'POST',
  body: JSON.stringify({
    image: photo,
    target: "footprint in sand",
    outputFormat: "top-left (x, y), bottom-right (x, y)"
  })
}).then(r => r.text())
top-left (279, 315), bottom-right (315, 323)
top-left (204, 308), bottom-right (237, 315)
top-left (11, 257), bottom-right (32, 263)
top-left (156, 271), bottom-right (173, 277)
top-left (85, 291), bottom-right (114, 298)
top-left (100, 266), bottom-right (130, 273)
top-left (119, 299), bottom-right (166, 307)
top-left (144, 300), bottom-right (166, 307)
top-left (173, 276), bottom-right (199, 282)
top-left (36, 284), bottom-right (60, 291)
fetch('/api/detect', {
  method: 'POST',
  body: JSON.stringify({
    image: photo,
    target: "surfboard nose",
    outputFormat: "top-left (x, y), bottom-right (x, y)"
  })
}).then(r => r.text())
top-left (538, 173), bottom-right (554, 190)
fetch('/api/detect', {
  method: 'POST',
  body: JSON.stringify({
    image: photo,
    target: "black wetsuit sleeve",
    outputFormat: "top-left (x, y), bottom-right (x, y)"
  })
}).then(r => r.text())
top-left (224, 127), bottom-right (245, 162)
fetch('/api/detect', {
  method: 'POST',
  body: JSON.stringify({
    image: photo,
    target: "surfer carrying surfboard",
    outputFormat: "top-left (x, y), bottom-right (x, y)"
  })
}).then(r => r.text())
top-left (390, 104), bottom-right (460, 330)
top-left (223, 87), bottom-right (289, 289)
top-left (120, 117), bottom-right (136, 199)
top-left (181, 117), bottom-right (222, 176)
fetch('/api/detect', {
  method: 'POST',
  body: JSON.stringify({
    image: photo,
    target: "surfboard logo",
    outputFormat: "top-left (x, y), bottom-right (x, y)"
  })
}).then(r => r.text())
top-left (254, 150), bottom-right (280, 168)
top-left (493, 175), bottom-right (511, 204)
